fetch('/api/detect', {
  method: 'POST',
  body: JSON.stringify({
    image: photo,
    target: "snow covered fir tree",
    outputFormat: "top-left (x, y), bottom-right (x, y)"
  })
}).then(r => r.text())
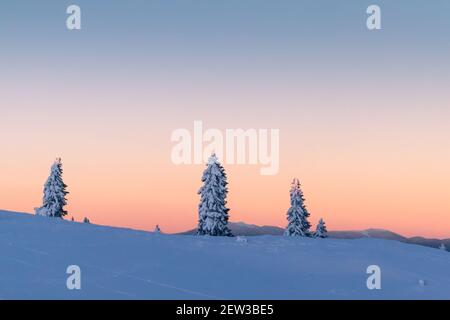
top-left (284, 178), bottom-right (311, 236)
top-left (314, 218), bottom-right (328, 238)
top-left (35, 158), bottom-right (69, 218)
top-left (197, 153), bottom-right (233, 237)
top-left (154, 225), bottom-right (161, 233)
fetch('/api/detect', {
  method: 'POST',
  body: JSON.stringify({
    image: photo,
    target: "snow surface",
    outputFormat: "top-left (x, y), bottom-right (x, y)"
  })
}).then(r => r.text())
top-left (0, 210), bottom-right (449, 300)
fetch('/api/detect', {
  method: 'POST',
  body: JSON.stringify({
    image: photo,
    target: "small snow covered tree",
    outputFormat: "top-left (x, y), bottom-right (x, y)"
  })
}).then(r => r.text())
top-left (154, 225), bottom-right (161, 233)
top-left (197, 154), bottom-right (233, 237)
top-left (35, 158), bottom-right (69, 218)
top-left (439, 243), bottom-right (447, 251)
top-left (314, 218), bottom-right (328, 238)
top-left (284, 178), bottom-right (311, 237)
top-left (83, 217), bottom-right (90, 224)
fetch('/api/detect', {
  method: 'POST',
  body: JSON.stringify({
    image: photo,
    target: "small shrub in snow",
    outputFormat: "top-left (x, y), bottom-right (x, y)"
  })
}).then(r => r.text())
top-left (313, 218), bottom-right (328, 238)
top-left (418, 279), bottom-right (427, 286)
top-left (236, 236), bottom-right (248, 243)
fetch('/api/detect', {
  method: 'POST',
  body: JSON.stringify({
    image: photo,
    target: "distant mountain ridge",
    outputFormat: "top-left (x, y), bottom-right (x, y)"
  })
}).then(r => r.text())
top-left (179, 221), bottom-right (284, 236)
top-left (179, 222), bottom-right (450, 251)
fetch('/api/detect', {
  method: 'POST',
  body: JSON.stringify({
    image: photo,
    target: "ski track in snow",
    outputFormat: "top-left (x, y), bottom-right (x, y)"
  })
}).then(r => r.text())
top-left (1, 256), bottom-right (42, 270)
top-left (82, 262), bottom-right (222, 299)
top-left (19, 246), bottom-right (50, 256)
top-left (122, 273), bottom-right (223, 299)
top-left (2, 242), bottom-right (217, 299)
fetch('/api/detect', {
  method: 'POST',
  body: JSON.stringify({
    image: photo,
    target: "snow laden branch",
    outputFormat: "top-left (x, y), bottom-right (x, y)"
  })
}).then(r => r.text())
top-left (197, 154), bottom-right (233, 237)
top-left (35, 158), bottom-right (69, 218)
top-left (284, 178), bottom-right (311, 237)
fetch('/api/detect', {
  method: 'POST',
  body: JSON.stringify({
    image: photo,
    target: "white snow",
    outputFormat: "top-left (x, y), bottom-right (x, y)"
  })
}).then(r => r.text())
top-left (236, 236), bottom-right (248, 243)
top-left (0, 210), bottom-right (449, 300)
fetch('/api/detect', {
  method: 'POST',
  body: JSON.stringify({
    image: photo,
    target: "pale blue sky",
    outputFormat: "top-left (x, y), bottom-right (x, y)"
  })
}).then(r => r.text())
top-left (0, 1), bottom-right (449, 236)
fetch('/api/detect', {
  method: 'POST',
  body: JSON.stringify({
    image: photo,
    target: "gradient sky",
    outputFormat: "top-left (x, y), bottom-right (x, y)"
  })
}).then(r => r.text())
top-left (0, 1), bottom-right (449, 237)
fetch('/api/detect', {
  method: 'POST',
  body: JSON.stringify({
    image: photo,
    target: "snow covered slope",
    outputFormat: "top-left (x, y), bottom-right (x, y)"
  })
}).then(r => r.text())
top-left (0, 210), bottom-right (449, 300)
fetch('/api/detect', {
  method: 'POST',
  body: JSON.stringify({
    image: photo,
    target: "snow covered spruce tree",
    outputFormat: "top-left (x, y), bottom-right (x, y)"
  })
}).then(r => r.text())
top-left (197, 153), bottom-right (233, 237)
top-left (284, 178), bottom-right (311, 236)
top-left (314, 218), bottom-right (328, 238)
top-left (35, 158), bottom-right (69, 218)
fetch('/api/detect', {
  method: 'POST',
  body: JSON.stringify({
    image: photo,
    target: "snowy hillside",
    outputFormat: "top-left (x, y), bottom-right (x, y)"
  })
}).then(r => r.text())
top-left (0, 210), bottom-right (449, 299)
